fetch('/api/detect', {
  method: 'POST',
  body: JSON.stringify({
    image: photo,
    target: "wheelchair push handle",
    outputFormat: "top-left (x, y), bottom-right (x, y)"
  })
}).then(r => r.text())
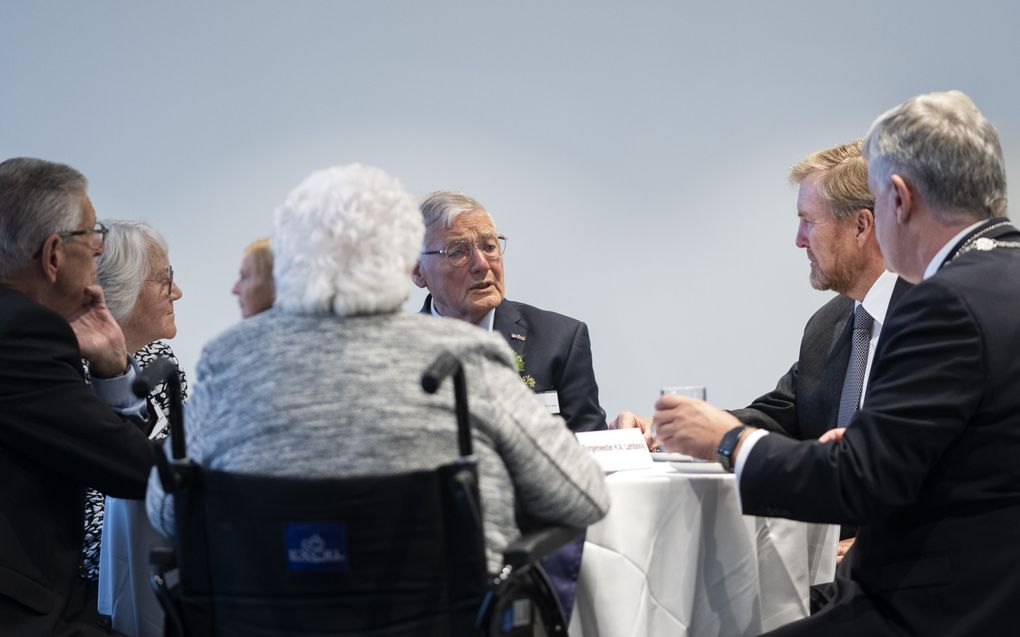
top-left (422, 351), bottom-right (472, 458)
top-left (422, 351), bottom-right (459, 393)
top-left (132, 356), bottom-right (187, 460)
top-left (132, 357), bottom-right (177, 398)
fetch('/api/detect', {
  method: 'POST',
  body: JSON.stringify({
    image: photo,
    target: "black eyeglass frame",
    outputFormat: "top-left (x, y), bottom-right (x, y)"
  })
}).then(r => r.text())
top-left (58, 222), bottom-right (109, 245)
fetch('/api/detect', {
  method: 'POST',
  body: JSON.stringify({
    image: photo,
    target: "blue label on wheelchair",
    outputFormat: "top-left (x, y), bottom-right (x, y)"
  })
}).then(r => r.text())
top-left (284, 522), bottom-right (349, 573)
top-left (501, 599), bottom-right (532, 632)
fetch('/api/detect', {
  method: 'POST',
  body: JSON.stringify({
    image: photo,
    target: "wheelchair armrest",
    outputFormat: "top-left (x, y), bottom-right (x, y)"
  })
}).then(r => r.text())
top-left (503, 525), bottom-right (584, 569)
top-left (150, 546), bottom-right (177, 570)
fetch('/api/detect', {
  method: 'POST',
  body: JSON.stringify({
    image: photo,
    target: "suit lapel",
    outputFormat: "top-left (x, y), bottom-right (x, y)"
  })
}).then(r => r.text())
top-left (820, 303), bottom-right (854, 425)
top-left (493, 300), bottom-right (528, 358)
top-left (424, 295), bottom-right (531, 359)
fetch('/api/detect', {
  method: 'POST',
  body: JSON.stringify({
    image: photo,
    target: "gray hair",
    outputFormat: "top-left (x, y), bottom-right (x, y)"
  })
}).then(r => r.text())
top-left (272, 164), bottom-right (423, 317)
top-left (863, 90), bottom-right (1007, 222)
top-left (96, 220), bottom-right (169, 323)
top-left (0, 157), bottom-right (87, 278)
top-left (419, 191), bottom-right (493, 237)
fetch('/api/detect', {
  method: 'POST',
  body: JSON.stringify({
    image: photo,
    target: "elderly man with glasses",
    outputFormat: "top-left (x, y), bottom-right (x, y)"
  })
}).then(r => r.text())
top-left (0, 157), bottom-right (152, 636)
top-left (412, 191), bottom-right (606, 434)
top-left (412, 190), bottom-right (606, 620)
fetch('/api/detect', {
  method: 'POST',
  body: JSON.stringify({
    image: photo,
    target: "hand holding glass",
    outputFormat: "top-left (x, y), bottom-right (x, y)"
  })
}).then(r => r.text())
top-left (651, 385), bottom-right (707, 450)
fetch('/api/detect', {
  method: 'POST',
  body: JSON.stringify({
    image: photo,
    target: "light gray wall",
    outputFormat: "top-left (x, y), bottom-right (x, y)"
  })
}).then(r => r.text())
top-left (3, 1), bottom-right (1018, 419)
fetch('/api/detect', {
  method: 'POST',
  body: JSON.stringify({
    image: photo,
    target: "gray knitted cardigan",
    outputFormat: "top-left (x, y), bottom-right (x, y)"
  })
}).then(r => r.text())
top-left (146, 309), bottom-right (609, 570)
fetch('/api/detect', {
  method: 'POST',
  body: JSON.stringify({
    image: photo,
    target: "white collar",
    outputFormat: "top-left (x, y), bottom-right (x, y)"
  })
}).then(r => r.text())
top-left (923, 220), bottom-right (986, 280)
top-left (429, 298), bottom-right (496, 332)
top-left (856, 269), bottom-right (899, 326)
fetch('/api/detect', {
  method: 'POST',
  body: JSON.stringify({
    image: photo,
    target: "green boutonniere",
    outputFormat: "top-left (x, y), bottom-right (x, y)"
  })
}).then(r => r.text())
top-left (515, 354), bottom-right (537, 389)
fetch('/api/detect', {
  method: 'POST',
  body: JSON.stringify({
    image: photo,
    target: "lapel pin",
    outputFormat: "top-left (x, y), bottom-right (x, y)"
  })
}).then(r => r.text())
top-left (510, 333), bottom-right (527, 342)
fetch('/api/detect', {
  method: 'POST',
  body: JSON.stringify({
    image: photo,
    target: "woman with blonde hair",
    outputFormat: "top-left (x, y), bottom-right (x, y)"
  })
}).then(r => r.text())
top-left (232, 237), bottom-right (275, 317)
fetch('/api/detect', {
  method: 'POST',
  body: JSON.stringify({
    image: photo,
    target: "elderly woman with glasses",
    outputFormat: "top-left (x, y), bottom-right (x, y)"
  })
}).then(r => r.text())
top-left (146, 164), bottom-right (608, 585)
top-left (84, 220), bottom-right (185, 637)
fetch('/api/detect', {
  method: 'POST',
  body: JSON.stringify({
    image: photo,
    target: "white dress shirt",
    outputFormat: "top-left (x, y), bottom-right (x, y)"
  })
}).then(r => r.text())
top-left (923, 220), bottom-right (985, 280)
top-left (855, 269), bottom-right (899, 408)
top-left (429, 298), bottom-right (496, 332)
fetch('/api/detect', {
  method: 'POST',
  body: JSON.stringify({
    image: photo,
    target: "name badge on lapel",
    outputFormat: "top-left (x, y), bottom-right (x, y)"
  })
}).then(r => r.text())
top-left (536, 391), bottom-right (560, 415)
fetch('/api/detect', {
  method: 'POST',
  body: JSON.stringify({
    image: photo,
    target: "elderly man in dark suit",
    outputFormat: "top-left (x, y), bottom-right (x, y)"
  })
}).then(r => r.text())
top-left (656, 91), bottom-right (1020, 635)
top-left (412, 190), bottom-right (606, 619)
top-left (412, 191), bottom-right (606, 434)
top-left (0, 157), bottom-right (152, 636)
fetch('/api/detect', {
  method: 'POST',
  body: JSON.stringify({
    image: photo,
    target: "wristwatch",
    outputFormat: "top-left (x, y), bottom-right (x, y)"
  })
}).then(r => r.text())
top-left (716, 425), bottom-right (748, 472)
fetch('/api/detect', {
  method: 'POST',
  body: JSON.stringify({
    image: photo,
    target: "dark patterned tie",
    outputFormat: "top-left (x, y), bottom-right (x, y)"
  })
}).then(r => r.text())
top-left (837, 305), bottom-right (874, 428)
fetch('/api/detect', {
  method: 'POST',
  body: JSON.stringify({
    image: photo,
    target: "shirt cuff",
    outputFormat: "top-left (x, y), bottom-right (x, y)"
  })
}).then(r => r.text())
top-left (90, 356), bottom-right (149, 419)
top-left (733, 428), bottom-right (769, 504)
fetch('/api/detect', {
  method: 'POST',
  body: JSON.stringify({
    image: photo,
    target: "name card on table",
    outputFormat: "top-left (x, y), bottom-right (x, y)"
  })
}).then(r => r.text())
top-left (575, 428), bottom-right (654, 473)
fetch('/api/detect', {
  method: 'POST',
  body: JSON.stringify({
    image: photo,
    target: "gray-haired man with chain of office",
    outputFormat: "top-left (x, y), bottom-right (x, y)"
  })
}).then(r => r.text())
top-left (654, 90), bottom-right (1020, 636)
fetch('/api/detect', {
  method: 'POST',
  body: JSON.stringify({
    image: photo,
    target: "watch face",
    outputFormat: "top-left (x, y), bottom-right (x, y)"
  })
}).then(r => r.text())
top-left (717, 449), bottom-right (734, 472)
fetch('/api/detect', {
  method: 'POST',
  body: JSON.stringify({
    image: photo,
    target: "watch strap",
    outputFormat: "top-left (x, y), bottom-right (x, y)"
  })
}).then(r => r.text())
top-left (717, 425), bottom-right (748, 472)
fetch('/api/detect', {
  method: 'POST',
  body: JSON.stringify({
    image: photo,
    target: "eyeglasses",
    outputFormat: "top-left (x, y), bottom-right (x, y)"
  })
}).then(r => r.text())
top-left (146, 265), bottom-right (175, 296)
top-left (58, 222), bottom-right (109, 247)
top-left (421, 235), bottom-right (507, 267)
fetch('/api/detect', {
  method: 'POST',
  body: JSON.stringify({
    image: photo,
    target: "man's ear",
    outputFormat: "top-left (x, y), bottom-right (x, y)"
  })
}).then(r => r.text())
top-left (890, 174), bottom-right (914, 225)
top-left (855, 207), bottom-right (875, 245)
top-left (39, 234), bottom-right (62, 283)
top-left (411, 260), bottom-right (427, 289)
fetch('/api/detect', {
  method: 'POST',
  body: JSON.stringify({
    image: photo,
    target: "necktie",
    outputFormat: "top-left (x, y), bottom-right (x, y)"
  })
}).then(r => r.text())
top-left (836, 305), bottom-right (874, 428)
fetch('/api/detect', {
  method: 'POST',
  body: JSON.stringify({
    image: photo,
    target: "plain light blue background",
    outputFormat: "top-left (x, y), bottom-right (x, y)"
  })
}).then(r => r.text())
top-left (3, 1), bottom-right (1017, 419)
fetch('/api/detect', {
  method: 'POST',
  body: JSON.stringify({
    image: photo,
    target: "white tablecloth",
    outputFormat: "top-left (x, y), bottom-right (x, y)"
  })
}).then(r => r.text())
top-left (569, 463), bottom-right (837, 636)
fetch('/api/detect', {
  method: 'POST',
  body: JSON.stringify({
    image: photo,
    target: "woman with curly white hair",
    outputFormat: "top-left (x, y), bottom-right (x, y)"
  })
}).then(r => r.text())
top-left (146, 164), bottom-right (608, 580)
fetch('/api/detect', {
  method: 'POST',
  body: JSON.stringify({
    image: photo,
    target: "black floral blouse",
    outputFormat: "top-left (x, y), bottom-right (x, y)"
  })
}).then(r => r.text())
top-left (80, 341), bottom-right (188, 582)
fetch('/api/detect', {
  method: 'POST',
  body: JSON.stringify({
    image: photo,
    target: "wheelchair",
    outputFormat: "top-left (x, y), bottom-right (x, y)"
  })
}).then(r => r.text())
top-left (138, 352), bottom-right (579, 636)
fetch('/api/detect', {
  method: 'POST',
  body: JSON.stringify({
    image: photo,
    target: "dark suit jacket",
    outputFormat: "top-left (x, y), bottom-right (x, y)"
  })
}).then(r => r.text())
top-left (743, 219), bottom-right (1020, 636)
top-left (419, 296), bottom-right (607, 432)
top-left (731, 276), bottom-right (912, 440)
top-left (0, 284), bottom-right (153, 636)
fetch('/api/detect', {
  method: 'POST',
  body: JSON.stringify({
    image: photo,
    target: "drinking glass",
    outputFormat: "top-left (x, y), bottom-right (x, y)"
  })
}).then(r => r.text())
top-left (651, 386), bottom-right (707, 452)
top-left (660, 385), bottom-right (707, 400)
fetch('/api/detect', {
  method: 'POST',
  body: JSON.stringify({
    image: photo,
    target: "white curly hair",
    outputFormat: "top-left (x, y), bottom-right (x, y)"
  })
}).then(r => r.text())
top-left (272, 164), bottom-right (423, 316)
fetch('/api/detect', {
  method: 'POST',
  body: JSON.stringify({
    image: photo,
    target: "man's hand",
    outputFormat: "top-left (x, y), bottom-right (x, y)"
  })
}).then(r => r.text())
top-left (836, 537), bottom-right (854, 565)
top-left (610, 411), bottom-right (657, 450)
top-left (652, 395), bottom-right (743, 459)
top-left (69, 284), bottom-right (128, 378)
top-left (818, 428), bottom-right (847, 443)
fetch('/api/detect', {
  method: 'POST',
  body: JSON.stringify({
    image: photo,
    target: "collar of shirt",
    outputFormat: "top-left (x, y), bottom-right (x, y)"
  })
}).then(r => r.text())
top-left (857, 269), bottom-right (898, 329)
top-left (429, 298), bottom-right (496, 332)
top-left (923, 219), bottom-right (985, 280)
